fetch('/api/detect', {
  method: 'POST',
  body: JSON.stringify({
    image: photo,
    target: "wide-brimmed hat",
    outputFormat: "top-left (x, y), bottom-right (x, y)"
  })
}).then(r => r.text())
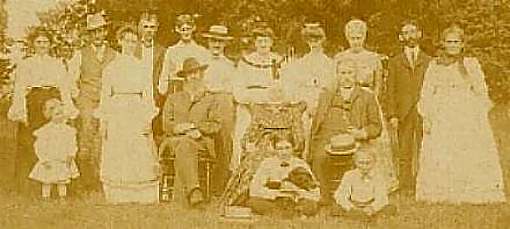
top-left (176, 57), bottom-right (208, 78)
top-left (87, 13), bottom-right (107, 30)
top-left (202, 25), bottom-right (233, 41)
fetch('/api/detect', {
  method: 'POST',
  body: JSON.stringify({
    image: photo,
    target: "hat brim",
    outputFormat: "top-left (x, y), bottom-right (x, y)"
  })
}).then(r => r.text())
top-left (202, 33), bottom-right (234, 40)
top-left (87, 24), bottom-right (107, 30)
top-left (176, 64), bottom-right (209, 78)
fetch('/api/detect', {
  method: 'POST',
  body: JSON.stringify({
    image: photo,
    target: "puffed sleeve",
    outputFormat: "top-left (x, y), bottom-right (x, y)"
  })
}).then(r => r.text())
top-left (465, 58), bottom-right (493, 111)
top-left (418, 61), bottom-right (438, 120)
top-left (7, 60), bottom-right (29, 122)
top-left (372, 54), bottom-right (384, 99)
top-left (55, 61), bottom-right (79, 119)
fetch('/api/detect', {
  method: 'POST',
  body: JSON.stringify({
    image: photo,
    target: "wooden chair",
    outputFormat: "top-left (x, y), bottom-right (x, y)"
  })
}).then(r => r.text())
top-left (158, 137), bottom-right (215, 202)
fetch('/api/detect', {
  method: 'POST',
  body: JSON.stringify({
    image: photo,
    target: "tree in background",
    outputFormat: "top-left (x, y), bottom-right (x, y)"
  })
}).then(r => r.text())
top-left (5, 0), bottom-right (510, 103)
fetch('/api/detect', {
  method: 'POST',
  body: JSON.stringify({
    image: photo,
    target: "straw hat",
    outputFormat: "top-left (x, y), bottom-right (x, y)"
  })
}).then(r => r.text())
top-left (202, 25), bottom-right (233, 41)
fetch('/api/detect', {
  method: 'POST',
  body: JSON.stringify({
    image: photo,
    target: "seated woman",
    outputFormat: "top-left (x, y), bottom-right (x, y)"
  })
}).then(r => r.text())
top-left (248, 136), bottom-right (320, 218)
top-left (311, 59), bottom-right (382, 205)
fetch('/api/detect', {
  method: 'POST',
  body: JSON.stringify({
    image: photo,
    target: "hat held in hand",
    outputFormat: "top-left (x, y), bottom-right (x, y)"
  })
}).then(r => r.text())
top-left (326, 133), bottom-right (357, 155)
top-left (176, 58), bottom-right (208, 78)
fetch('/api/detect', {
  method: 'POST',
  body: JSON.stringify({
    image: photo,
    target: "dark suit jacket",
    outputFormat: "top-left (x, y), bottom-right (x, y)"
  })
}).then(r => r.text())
top-left (312, 87), bottom-right (382, 140)
top-left (387, 49), bottom-right (431, 120)
top-left (162, 91), bottom-right (221, 136)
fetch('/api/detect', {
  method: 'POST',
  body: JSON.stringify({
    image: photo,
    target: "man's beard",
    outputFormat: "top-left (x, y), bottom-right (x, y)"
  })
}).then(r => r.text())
top-left (403, 38), bottom-right (418, 48)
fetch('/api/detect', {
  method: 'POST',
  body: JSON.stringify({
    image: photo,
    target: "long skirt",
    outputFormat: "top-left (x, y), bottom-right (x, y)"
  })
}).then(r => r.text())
top-left (0, 97), bottom-right (17, 191)
top-left (15, 87), bottom-right (60, 196)
top-left (103, 181), bottom-right (159, 204)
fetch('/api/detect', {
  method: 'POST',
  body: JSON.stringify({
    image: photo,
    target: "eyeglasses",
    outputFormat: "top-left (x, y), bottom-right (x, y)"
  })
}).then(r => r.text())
top-left (143, 25), bottom-right (157, 29)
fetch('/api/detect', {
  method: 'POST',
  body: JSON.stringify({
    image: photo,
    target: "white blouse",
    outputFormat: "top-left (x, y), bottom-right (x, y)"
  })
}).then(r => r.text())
top-left (8, 55), bottom-right (78, 122)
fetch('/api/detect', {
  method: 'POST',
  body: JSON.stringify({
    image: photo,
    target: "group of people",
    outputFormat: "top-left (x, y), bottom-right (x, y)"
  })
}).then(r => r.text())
top-left (6, 9), bottom-right (507, 219)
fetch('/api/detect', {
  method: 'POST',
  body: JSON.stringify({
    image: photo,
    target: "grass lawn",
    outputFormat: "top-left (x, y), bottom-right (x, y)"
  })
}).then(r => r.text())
top-left (0, 191), bottom-right (509, 229)
top-left (1, 104), bottom-right (510, 229)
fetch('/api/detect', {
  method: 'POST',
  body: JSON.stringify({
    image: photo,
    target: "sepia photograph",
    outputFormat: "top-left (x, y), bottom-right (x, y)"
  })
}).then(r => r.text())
top-left (0, 0), bottom-right (509, 228)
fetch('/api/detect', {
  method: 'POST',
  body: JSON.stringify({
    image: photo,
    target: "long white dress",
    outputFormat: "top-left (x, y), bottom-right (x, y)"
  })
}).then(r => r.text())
top-left (95, 54), bottom-right (159, 204)
top-left (416, 57), bottom-right (506, 203)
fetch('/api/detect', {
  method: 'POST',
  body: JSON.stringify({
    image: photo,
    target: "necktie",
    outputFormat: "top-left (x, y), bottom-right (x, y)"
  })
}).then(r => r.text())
top-left (409, 49), bottom-right (416, 68)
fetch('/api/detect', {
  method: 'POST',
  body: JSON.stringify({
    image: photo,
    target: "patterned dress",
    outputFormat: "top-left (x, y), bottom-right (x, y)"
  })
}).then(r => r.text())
top-left (220, 102), bottom-right (305, 207)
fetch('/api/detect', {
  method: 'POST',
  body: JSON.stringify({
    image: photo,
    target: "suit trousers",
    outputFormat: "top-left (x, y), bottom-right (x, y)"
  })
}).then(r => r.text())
top-left (396, 108), bottom-right (423, 193)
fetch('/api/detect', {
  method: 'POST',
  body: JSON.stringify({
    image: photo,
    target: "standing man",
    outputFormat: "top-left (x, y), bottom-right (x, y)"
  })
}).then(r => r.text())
top-left (158, 14), bottom-right (209, 96)
top-left (386, 20), bottom-right (431, 195)
top-left (137, 11), bottom-right (167, 143)
top-left (281, 22), bottom-right (335, 161)
top-left (68, 13), bottom-right (118, 193)
top-left (201, 25), bottom-right (236, 196)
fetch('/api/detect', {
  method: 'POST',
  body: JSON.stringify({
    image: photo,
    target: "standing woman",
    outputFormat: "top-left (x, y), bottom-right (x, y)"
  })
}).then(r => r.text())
top-left (8, 29), bottom-right (78, 197)
top-left (417, 25), bottom-right (506, 203)
top-left (94, 25), bottom-right (159, 204)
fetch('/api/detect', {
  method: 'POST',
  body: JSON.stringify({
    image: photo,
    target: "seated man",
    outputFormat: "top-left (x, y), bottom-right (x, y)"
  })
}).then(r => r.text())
top-left (160, 58), bottom-right (219, 208)
top-left (333, 149), bottom-right (396, 217)
top-left (311, 58), bottom-right (382, 205)
top-left (248, 137), bottom-right (320, 218)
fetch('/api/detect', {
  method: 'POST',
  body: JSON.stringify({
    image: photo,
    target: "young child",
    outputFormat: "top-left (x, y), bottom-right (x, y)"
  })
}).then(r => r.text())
top-left (28, 98), bottom-right (79, 200)
top-left (333, 149), bottom-right (395, 217)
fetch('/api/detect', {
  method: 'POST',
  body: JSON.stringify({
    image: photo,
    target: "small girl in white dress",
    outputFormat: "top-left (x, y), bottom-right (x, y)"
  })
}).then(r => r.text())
top-left (29, 98), bottom-right (79, 199)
